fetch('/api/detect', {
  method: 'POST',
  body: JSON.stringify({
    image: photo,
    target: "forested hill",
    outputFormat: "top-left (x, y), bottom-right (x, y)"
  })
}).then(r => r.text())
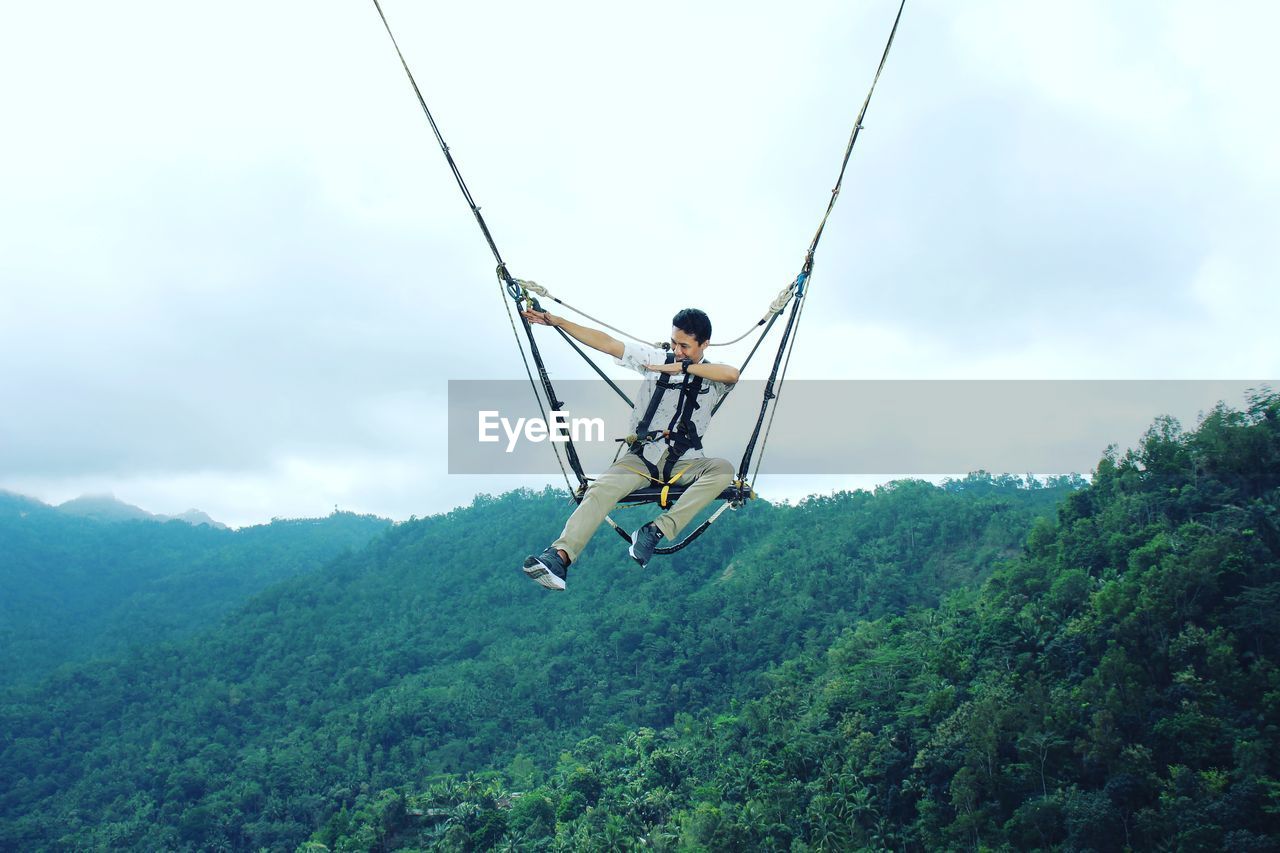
top-left (0, 468), bottom-right (1076, 850)
top-left (0, 497), bottom-right (391, 686)
top-left (311, 395), bottom-right (1280, 851)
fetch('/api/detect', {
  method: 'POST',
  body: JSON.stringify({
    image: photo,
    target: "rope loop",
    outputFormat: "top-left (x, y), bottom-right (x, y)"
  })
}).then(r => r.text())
top-left (515, 278), bottom-right (549, 297)
top-left (498, 264), bottom-right (525, 301)
top-left (767, 283), bottom-right (795, 317)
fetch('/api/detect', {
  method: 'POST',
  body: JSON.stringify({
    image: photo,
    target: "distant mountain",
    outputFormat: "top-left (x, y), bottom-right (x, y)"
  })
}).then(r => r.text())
top-left (0, 490), bottom-right (46, 515)
top-left (0, 499), bottom-right (392, 686)
top-left (161, 508), bottom-right (228, 529)
top-left (56, 493), bottom-right (156, 522)
top-left (53, 493), bottom-right (227, 528)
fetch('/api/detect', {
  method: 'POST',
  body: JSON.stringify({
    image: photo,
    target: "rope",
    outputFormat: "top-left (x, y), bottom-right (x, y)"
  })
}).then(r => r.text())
top-left (516, 308), bottom-right (590, 488)
top-left (708, 274), bottom-right (799, 418)
top-left (369, 0), bottom-right (507, 271)
top-left (371, 0), bottom-right (591, 489)
top-left (737, 288), bottom-right (804, 483)
top-left (709, 283), bottom-right (797, 347)
top-left (805, 0), bottom-right (906, 265)
top-left (731, 0), bottom-right (906, 484)
top-left (497, 278), bottom-right (576, 494)
top-left (517, 280), bottom-right (667, 350)
top-left (549, 324), bottom-right (635, 408)
top-left (518, 277), bottom-right (795, 352)
top-left (490, 0), bottom-right (907, 372)
top-left (749, 291), bottom-right (808, 493)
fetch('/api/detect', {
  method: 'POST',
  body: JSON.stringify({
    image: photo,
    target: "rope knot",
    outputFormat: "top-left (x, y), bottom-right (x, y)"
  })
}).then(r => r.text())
top-left (767, 284), bottom-right (794, 317)
top-left (516, 278), bottom-right (549, 297)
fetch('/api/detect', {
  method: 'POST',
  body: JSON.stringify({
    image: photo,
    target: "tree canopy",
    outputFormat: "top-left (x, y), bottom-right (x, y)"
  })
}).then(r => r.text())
top-left (2, 391), bottom-right (1277, 851)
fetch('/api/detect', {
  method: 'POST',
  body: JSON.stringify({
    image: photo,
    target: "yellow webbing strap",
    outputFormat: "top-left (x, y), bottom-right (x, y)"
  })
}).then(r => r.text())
top-left (658, 466), bottom-right (689, 508)
top-left (609, 460), bottom-right (691, 508)
top-left (612, 460), bottom-right (661, 484)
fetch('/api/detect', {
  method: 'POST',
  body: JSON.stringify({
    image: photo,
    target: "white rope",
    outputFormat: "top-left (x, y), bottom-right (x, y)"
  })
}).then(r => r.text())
top-left (516, 279), bottom-right (667, 349)
top-left (515, 278), bottom-right (795, 350)
top-left (710, 283), bottom-right (796, 347)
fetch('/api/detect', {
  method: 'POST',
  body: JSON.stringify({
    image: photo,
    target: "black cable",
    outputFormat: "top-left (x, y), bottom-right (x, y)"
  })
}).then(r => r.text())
top-left (517, 307), bottom-right (588, 487)
top-left (734, 0), bottom-right (906, 482)
top-left (709, 295), bottom-right (788, 419)
top-left (370, 0), bottom-right (506, 269)
top-left (499, 285), bottom-right (576, 492)
top-left (552, 327), bottom-right (634, 408)
top-left (372, 0), bottom-right (592, 487)
top-left (737, 292), bottom-right (804, 481)
top-left (806, 0), bottom-right (906, 262)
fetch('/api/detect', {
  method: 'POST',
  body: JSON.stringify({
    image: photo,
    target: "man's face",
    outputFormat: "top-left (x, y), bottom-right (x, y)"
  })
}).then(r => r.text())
top-left (670, 326), bottom-right (708, 362)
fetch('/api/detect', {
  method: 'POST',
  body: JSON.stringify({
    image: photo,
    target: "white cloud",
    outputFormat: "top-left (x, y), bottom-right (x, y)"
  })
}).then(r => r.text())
top-left (2, 0), bottom-right (1276, 523)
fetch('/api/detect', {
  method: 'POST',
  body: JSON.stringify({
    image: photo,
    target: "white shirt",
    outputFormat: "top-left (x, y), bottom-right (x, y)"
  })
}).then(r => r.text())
top-left (614, 341), bottom-right (731, 465)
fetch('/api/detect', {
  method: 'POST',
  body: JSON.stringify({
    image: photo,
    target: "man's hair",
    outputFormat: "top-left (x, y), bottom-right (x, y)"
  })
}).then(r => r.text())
top-left (672, 308), bottom-right (712, 344)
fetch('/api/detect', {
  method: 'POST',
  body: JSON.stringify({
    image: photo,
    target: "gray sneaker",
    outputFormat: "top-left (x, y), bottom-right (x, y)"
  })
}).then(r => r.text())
top-left (628, 522), bottom-right (664, 567)
top-left (523, 547), bottom-right (569, 591)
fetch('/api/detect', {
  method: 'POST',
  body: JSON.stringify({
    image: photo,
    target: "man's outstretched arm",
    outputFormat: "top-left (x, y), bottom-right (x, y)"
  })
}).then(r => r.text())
top-left (645, 360), bottom-right (740, 385)
top-left (521, 309), bottom-right (625, 359)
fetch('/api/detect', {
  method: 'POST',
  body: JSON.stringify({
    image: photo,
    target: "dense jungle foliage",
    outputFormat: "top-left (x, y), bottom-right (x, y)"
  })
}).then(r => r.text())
top-left (0, 496), bottom-right (390, 686)
top-left (308, 393), bottom-right (1280, 851)
top-left (2, 392), bottom-right (1277, 851)
top-left (1, 463), bottom-right (1072, 849)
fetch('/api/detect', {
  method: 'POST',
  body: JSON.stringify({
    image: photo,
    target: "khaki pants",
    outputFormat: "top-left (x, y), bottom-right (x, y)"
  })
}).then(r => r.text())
top-left (552, 452), bottom-right (735, 563)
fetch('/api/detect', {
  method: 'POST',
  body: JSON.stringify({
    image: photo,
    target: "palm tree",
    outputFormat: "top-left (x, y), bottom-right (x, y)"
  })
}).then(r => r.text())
top-left (426, 777), bottom-right (460, 806)
top-left (598, 813), bottom-right (631, 852)
top-left (635, 825), bottom-right (679, 851)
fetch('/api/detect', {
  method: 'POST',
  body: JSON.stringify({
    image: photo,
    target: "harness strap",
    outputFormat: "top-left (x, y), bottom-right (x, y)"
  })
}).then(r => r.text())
top-left (657, 465), bottom-right (689, 509)
top-left (663, 373), bottom-right (704, 481)
top-left (611, 459), bottom-right (693, 507)
top-left (611, 459), bottom-right (663, 484)
top-left (628, 352), bottom-right (708, 485)
top-left (633, 352), bottom-right (677, 438)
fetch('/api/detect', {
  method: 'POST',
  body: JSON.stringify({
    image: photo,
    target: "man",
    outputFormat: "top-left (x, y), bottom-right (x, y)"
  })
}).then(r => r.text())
top-left (519, 307), bottom-right (740, 590)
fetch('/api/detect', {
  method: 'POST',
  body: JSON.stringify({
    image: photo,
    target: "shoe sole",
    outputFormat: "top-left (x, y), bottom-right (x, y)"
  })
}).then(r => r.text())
top-left (523, 556), bottom-right (566, 591)
top-left (628, 541), bottom-right (648, 568)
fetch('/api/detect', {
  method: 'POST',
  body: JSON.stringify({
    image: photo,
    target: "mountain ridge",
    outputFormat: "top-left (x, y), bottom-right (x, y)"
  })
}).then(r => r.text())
top-left (0, 474), bottom-right (1076, 850)
top-left (1, 489), bottom-right (230, 528)
top-left (0, 500), bottom-right (393, 687)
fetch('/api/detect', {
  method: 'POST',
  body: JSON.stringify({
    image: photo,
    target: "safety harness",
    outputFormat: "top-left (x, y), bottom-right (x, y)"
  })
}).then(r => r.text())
top-left (604, 352), bottom-right (716, 509)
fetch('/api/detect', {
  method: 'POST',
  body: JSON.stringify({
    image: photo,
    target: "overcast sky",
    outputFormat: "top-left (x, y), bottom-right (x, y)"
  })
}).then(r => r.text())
top-left (2, 1), bottom-right (1277, 527)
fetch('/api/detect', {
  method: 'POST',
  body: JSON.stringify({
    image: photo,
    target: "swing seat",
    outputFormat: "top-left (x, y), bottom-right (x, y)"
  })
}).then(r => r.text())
top-left (575, 480), bottom-right (754, 509)
top-left (594, 480), bottom-right (755, 555)
top-left (616, 482), bottom-right (753, 508)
